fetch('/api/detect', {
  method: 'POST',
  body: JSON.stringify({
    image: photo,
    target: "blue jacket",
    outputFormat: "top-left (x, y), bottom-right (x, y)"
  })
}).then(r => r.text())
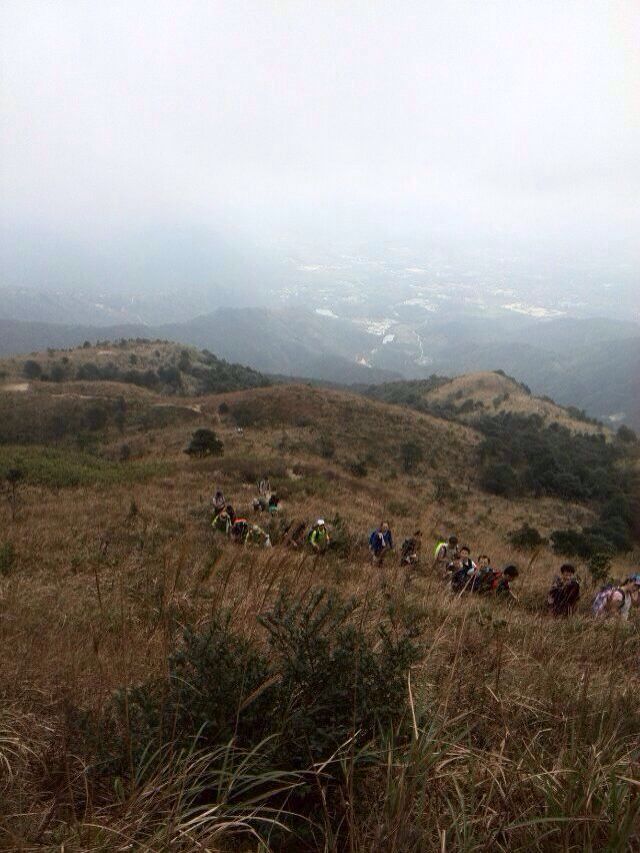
top-left (370, 529), bottom-right (393, 555)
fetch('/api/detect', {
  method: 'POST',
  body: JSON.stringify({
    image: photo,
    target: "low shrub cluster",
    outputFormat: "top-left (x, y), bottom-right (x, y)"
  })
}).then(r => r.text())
top-left (72, 588), bottom-right (421, 841)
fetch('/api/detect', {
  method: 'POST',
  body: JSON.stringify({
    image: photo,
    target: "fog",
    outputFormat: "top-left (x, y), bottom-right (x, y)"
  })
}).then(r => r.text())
top-left (1, 0), bottom-right (639, 294)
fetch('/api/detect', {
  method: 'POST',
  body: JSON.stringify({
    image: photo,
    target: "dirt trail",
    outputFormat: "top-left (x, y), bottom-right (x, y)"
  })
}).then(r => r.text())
top-left (2, 383), bottom-right (29, 392)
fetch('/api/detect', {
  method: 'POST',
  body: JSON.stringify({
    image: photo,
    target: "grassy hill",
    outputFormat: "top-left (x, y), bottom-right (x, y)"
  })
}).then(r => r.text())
top-left (1, 343), bottom-right (640, 850)
top-left (365, 370), bottom-right (606, 433)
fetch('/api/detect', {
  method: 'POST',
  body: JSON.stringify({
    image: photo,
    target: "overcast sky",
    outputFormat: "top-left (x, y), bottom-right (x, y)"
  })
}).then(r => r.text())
top-left (1, 0), bottom-right (639, 250)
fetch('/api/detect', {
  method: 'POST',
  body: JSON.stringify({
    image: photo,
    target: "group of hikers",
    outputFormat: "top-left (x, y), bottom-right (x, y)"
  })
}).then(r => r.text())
top-left (434, 534), bottom-right (640, 619)
top-left (210, 486), bottom-right (640, 620)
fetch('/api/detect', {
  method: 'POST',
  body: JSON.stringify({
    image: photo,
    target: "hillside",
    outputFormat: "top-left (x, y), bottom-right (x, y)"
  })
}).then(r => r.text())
top-left (2, 312), bottom-right (638, 425)
top-left (0, 338), bottom-right (270, 398)
top-left (365, 370), bottom-right (606, 434)
top-left (1, 345), bottom-right (640, 849)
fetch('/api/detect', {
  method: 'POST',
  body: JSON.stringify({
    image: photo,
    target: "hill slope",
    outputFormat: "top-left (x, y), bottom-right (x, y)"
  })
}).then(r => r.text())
top-left (1, 344), bottom-right (640, 849)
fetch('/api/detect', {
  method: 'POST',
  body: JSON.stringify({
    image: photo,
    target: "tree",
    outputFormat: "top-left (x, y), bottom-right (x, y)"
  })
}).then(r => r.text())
top-left (481, 462), bottom-right (518, 497)
top-left (617, 425), bottom-right (637, 444)
top-left (23, 360), bottom-right (42, 380)
top-left (185, 429), bottom-right (224, 458)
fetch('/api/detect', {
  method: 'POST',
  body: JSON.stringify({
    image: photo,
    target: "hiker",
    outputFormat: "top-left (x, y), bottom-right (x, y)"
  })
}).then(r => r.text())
top-left (308, 519), bottom-right (330, 553)
top-left (433, 535), bottom-right (459, 572)
top-left (592, 575), bottom-right (640, 620)
top-left (494, 565), bottom-right (519, 599)
top-left (459, 545), bottom-right (476, 573)
top-left (230, 517), bottom-right (249, 544)
top-left (473, 564), bottom-right (519, 599)
top-left (267, 493), bottom-right (280, 513)
top-left (547, 564), bottom-right (581, 617)
top-left (283, 519), bottom-right (308, 549)
top-left (258, 476), bottom-right (271, 496)
top-left (253, 496), bottom-right (268, 513)
top-left (253, 491), bottom-right (279, 513)
top-left (450, 547), bottom-right (478, 593)
top-left (370, 522), bottom-right (393, 564)
top-left (245, 523), bottom-right (272, 548)
top-left (468, 554), bottom-right (491, 589)
top-left (212, 503), bottom-right (235, 535)
top-left (400, 530), bottom-right (422, 567)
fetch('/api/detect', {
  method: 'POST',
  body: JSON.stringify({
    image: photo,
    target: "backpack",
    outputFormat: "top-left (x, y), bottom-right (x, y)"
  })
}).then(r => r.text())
top-left (592, 585), bottom-right (620, 617)
top-left (451, 567), bottom-right (473, 593)
top-left (434, 540), bottom-right (448, 560)
top-left (472, 569), bottom-right (499, 595)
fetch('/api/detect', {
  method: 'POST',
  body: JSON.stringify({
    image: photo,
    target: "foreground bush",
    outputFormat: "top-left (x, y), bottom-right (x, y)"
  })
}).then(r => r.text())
top-left (70, 588), bottom-right (421, 844)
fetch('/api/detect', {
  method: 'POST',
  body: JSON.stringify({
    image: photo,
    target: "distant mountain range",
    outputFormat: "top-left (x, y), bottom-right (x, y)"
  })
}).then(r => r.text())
top-left (1, 307), bottom-right (638, 427)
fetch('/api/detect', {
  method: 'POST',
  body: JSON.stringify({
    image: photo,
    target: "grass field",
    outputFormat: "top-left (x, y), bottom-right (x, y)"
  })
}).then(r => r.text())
top-left (1, 374), bottom-right (639, 851)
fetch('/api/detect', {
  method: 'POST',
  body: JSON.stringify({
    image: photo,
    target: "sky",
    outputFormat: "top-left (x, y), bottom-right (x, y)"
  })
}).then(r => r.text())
top-left (1, 1), bottom-right (639, 267)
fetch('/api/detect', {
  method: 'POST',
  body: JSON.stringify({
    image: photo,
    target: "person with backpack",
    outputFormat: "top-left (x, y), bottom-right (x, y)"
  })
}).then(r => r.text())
top-left (212, 490), bottom-right (226, 512)
top-left (473, 564), bottom-right (519, 599)
top-left (308, 519), bottom-right (330, 553)
top-left (400, 530), bottom-right (422, 567)
top-left (245, 523), bottom-right (272, 548)
top-left (450, 558), bottom-right (476, 594)
top-left (547, 563), bottom-right (581, 617)
top-left (370, 522), bottom-right (393, 564)
top-left (459, 545), bottom-right (476, 573)
top-left (433, 535), bottom-right (459, 573)
top-left (230, 517), bottom-right (250, 544)
top-left (592, 575), bottom-right (640, 620)
top-left (469, 554), bottom-right (493, 592)
top-left (258, 476), bottom-right (271, 496)
top-left (212, 503), bottom-right (235, 535)
top-left (283, 519), bottom-right (308, 549)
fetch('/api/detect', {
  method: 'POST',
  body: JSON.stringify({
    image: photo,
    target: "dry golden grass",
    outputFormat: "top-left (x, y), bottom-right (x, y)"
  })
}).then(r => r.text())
top-left (425, 371), bottom-right (608, 435)
top-left (0, 376), bottom-right (638, 850)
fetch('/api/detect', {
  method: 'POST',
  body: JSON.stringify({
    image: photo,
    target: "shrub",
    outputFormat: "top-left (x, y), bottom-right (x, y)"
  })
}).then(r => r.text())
top-left (549, 528), bottom-right (613, 559)
top-left (218, 402), bottom-right (230, 416)
top-left (588, 550), bottom-right (613, 587)
top-left (508, 523), bottom-right (544, 550)
top-left (184, 428), bottom-right (224, 458)
top-left (480, 462), bottom-right (518, 497)
top-left (617, 425), bottom-right (637, 443)
top-left (348, 459), bottom-right (367, 478)
top-left (0, 542), bottom-right (15, 575)
top-left (86, 589), bottom-right (421, 778)
top-left (23, 360), bottom-right (42, 380)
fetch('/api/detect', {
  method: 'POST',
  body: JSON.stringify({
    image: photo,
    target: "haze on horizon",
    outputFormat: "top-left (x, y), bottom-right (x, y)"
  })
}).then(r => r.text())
top-left (1, 0), bottom-right (639, 303)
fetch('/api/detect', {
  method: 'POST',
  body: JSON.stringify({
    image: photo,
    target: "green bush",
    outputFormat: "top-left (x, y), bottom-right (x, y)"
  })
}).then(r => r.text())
top-left (80, 589), bottom-right (421, 780)
top-left (348, 459), bottom-right (368, 478)
top-left (23, 360), bottom-right (42, 380)
top-left (481, 462), bottom-right (518, 497)
top-left (508, 523), bottom-right (544, 550)
top-left (184, 429), bottom-right (224, 458)
top-left (0, 542), bottom-right (15, 576)
top-left (617, 425), bottom-right (637, 443)
top-left (588, 550), bottom-right (613, 586)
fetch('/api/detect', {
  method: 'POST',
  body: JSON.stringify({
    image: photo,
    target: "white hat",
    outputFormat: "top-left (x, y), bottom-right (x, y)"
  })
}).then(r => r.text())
top-left (317, 518), bottom-right (325, 526)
